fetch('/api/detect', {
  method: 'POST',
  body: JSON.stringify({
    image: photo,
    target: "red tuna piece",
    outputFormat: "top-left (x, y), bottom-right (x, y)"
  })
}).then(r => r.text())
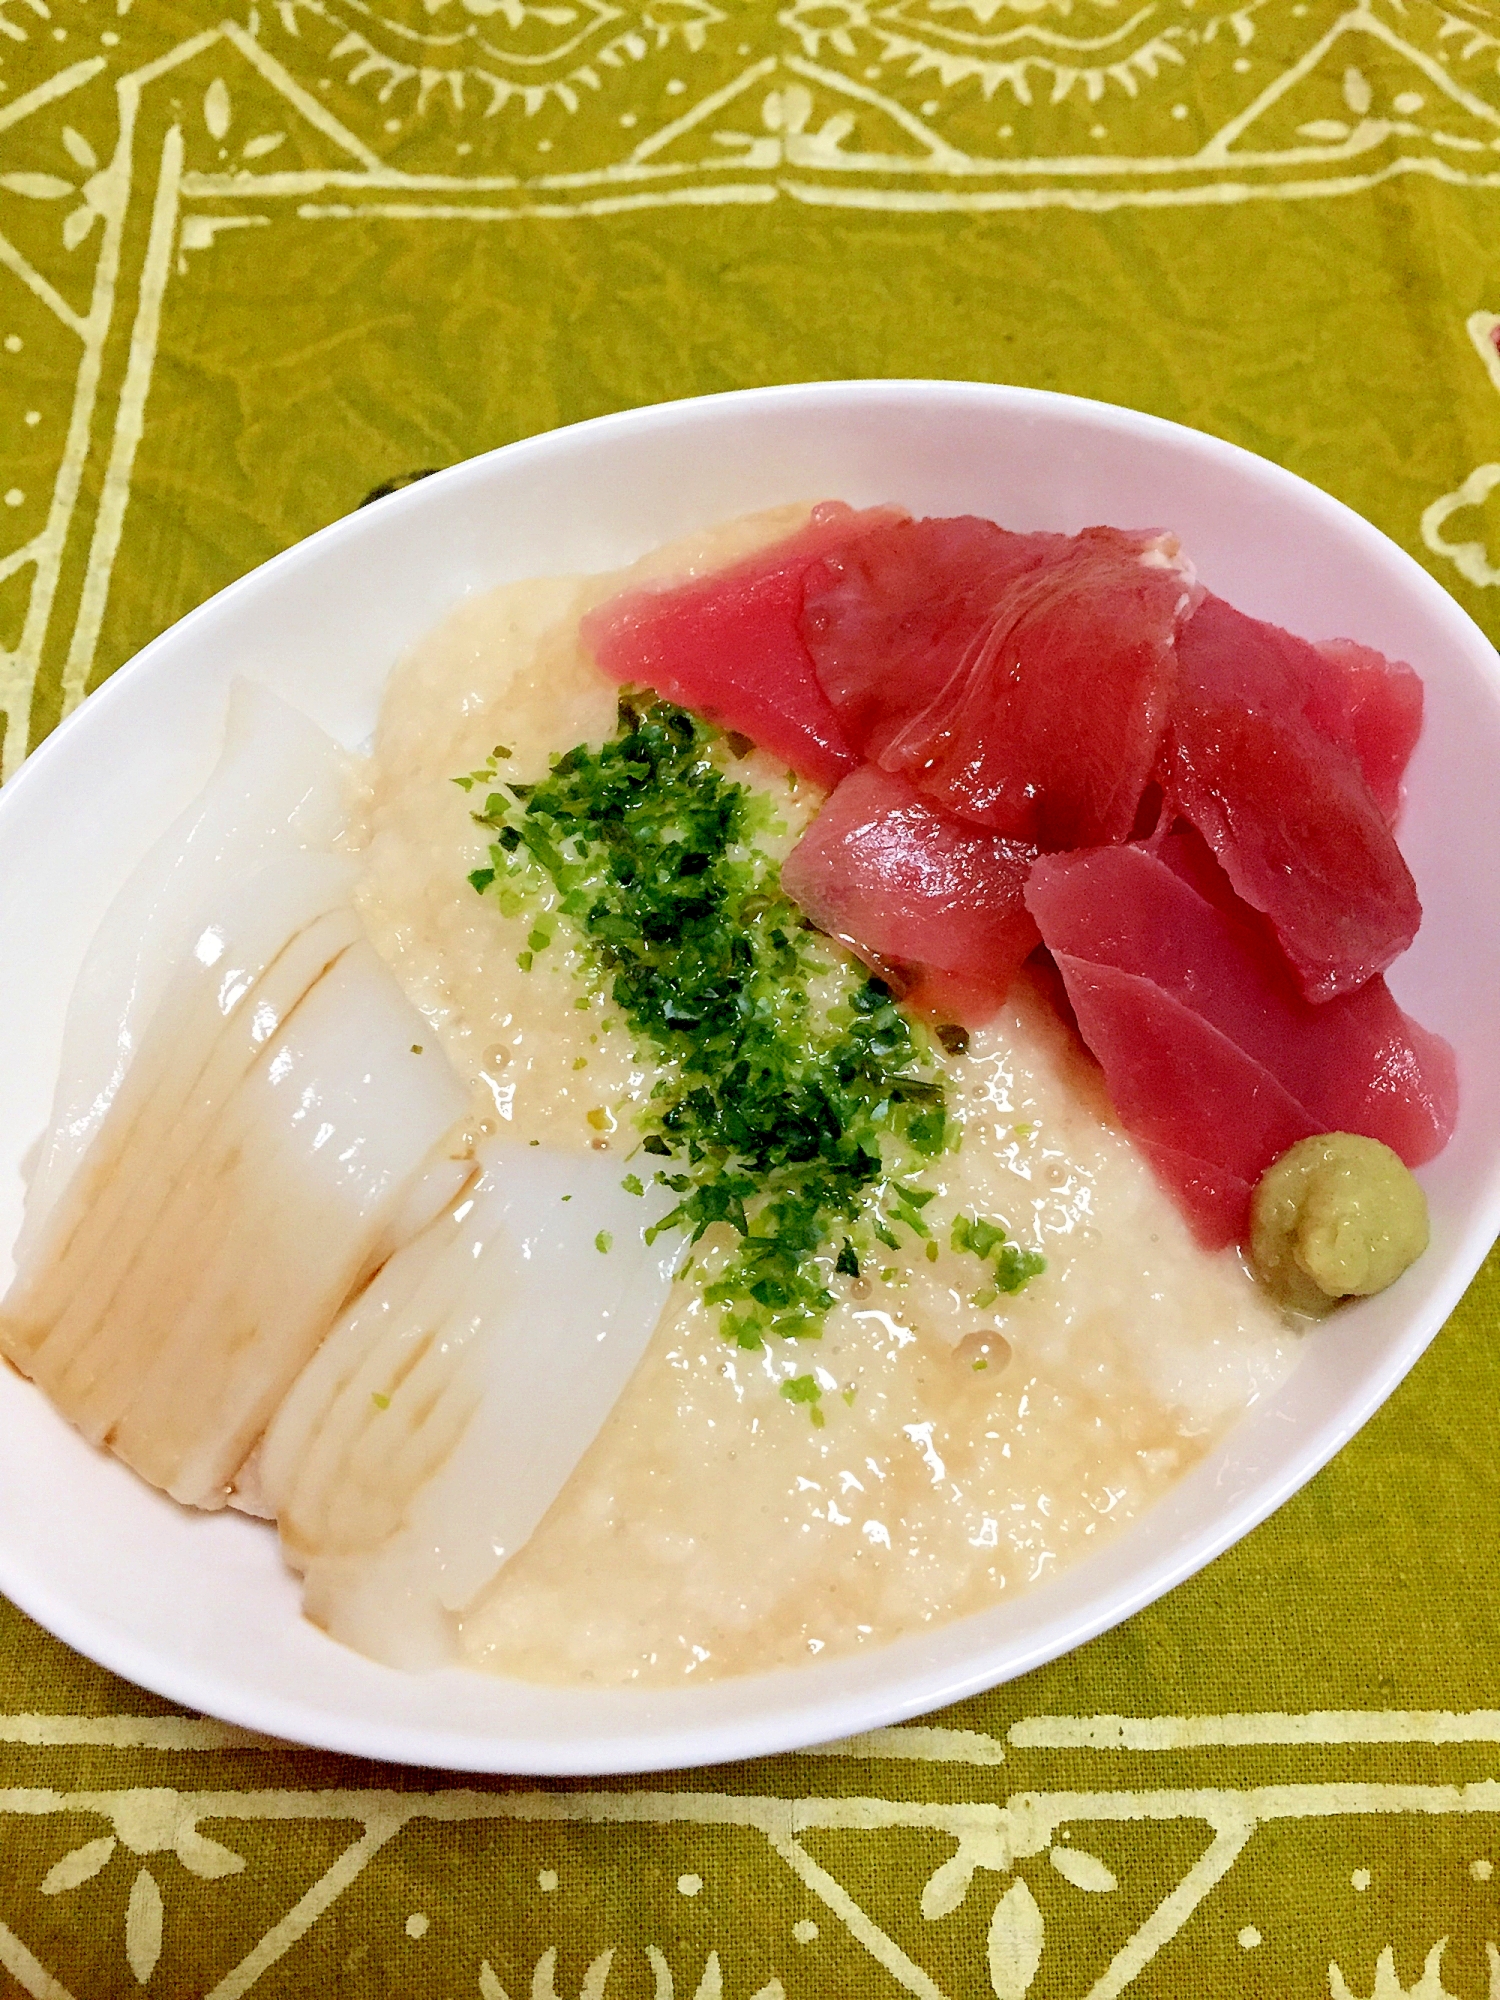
top-left (1163, 594), bottom-right (1421, 1002)
top-left (1025, 840), bottom-right (1456, 1245)
top-left (800, 516), bottom-right (1067, 760)
top-left (780, 765), bottom-right (1040, 1027)
top-left (1127, 1141), bottom-right (1261, 1253)
top-left (801, 517), bottom-right (1199, 848)
top-left (581, 504), bottom-right (899, 788)
top-left (1311, 638), bottom-right (1423, 825)
top-left (1047, 956), bottom-right (1318, 1246)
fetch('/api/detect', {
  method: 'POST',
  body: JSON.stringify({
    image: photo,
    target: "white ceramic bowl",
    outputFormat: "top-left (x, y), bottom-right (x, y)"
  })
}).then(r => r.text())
top-left (2, 382), bottom-right (1497, 1774)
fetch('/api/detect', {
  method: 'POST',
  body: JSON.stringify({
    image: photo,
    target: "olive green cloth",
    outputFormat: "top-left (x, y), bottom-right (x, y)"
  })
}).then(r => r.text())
top-left (2, 0), bottom-right (1500, 1994)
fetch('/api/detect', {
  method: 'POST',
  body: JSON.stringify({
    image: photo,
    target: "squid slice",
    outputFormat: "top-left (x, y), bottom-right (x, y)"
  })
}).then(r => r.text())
top-left (120, 942), bottom-right (470, 1505)
top-left (1, 686), bottom-right (474, 1509)
top-left (8, 858), bottom-right (362, 1360)
top-left (260, 1141), bottom-right (679, 1669)
top-left (18, 683), bottom-right (349, 1261)
top-left (3, 921), bottom-right (471, 1506)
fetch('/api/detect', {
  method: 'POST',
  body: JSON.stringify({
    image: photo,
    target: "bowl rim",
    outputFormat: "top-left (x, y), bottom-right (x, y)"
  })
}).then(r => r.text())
top-left (2, 377), bottom-right (1497, 1774)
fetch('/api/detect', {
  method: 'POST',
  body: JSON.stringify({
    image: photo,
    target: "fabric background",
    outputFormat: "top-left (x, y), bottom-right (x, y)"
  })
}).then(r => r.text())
top-left (1, 0), bottom-right (1499, 1993)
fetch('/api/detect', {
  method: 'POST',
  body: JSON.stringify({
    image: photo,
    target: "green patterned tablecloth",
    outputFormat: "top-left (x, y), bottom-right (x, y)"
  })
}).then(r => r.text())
top-left (3, 2), bottom-right (1500, 1994)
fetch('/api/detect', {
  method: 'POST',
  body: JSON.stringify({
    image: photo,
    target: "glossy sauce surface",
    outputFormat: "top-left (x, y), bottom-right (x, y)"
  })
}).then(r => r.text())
top-left (355, 510), bottom-right (1294, 1685)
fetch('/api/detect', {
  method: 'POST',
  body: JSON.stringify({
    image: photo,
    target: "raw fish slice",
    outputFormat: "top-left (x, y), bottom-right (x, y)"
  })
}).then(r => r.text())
top-left (1029, 839), bottom-right (1455, 1164)
top-left (26, 933), bottom-right (466, 1501)
top-left (4, 880), bottom-right (470, 1507)
top-left (779, 765), bottom-right (1039, 1026)
top-left (915, 966), bottom-right (1034, 1029)
top-left (44, 1005), bottom-right (342, 1445)
top-left (309, 1243), bottom-right (491, 1558)
top-left (20, 920), bottom-right (362, 1440)
top-left (1132, 1139), bottom-right (1256, 1250)
top-left (4, 863), bottom-right (364, 1376)
top-left (804, 520), bottom-right (1198, 847)
top-left (1164, 595), bottom-right (1420, 1001)
top-left (1312, 638), bottom-right (1424, 825)
top-left (800, 515), bottom-right (1066, 758)
top-left (1, 675), bottom-right (482, 1512)
top-left (17, 684), bottom-right (348, 1259)
top-left (1026, 842), bottom-right (1456, 1243)
top-left (263, 1222), bottom-right (469, 1552)
top-left (1050, 953), bottom-right (1319, 1246)
top-left (317, 1337), bottom-right (487, 1571)
top-left (581, 503), bottom-right (899, 787)
top-left (97, 942), bottom-right (470, 1506)
top-left (261, 1141), bottom-right (680, 1670)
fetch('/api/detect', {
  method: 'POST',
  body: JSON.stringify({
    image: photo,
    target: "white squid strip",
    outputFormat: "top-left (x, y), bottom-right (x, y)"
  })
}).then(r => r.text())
top-left (4, 854), bottom-right (364, 1396)
top-left (261, 1141), bottom-right (679, 1669)
top-left (9, 857), bottom-right (362, 1357)
top-left (128, 943), bottom-right (471, 1505)
top-left (6, 934), bottom-right (470, 1507)
top-left (18, 683), bottom-right (348, 1260)
top-left (2, 684), bottom-right (476, 1509)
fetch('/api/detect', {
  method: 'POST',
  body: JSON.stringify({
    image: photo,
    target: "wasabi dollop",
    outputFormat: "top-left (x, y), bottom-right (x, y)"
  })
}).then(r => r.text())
top-left (1250, 1132), bottom-right (1429, 1315)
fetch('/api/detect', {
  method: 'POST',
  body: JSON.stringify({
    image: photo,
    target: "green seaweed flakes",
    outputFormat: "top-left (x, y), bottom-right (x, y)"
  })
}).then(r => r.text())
top-left (460, 697), bottom-right (1043, 1345)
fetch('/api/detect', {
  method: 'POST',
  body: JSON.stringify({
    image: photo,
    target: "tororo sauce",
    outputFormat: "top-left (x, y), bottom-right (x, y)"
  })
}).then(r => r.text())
top-left (353, 508), bottom-right (1293, 1685)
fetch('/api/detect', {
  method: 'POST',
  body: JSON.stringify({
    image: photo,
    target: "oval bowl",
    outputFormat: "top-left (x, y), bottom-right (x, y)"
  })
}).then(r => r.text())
top-left (1, 381), bottom-right (1498, 1774)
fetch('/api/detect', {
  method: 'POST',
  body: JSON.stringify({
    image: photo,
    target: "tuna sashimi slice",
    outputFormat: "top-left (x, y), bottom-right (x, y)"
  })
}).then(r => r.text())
top-left (799, 515), bottom-right (1068, 760)
top-left (1132, 1140), bottom-right (1258, 1252)
top-left (581, 503), bottom-right (899, 788)
top-left (801, 517), bottom-right (1199, 848)
top-left (1164, 594), bottom-right (1421, 1002)
top-left (1026, 841), bottom-right (1456, 1244)
top-left (1312, 638), bottom-right (1424, 826)
top-left (1051, 954), bottom-right (1319, 1246)
top-left (1030, 839), bottom-right (1456, 1162)
top-left (780, 765), bottom-right (1040, 1026)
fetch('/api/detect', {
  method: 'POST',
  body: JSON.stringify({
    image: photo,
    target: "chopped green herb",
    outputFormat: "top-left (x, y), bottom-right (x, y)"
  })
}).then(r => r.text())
top-left (371, 1391), bottom-right (390, 1411)
top-left (622, 1173), bottom-right (645, 1197)
top-left (463, 697), bottom-right (955, 1346)
top-left (925, 1240), bottom-right (939, 1263)
top-left (410, 1044), bottom-right (423, 1055)
top-left (951, 1213), bottom-right (1046, 1294)
top-left (573, 1057), bottom-right (588, 1071)
top-left (891, 1181), bottom-right (935, 1208)
top-left (835, 1240), bottom-right (860, 1278)
top-left (491, 744), bottom-right (513, 759)
top-left (936, 1023), bottom-right (970, 1056)
top-left (595, 1231), bottom-right (612, 1254)
top-left (780, 1372), bottom-right (826, 1426)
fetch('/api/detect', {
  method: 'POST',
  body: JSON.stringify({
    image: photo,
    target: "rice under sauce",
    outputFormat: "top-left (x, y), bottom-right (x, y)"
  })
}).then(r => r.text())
top-left (352, 507), bottom-right (1293, 1685)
